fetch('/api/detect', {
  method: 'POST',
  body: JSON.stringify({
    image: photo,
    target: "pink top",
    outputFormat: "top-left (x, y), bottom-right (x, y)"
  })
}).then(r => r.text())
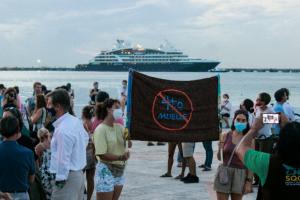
top-left (223, 132), bottom-right (246, 169)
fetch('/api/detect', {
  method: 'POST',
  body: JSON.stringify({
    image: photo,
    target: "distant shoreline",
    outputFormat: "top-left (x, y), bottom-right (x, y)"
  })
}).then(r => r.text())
top-left (0, 67), bottom-right (300, 72)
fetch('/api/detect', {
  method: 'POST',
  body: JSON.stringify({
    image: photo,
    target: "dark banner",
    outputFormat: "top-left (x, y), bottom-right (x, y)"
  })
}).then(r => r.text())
top-left (126, 71), bottom-right (220, 142)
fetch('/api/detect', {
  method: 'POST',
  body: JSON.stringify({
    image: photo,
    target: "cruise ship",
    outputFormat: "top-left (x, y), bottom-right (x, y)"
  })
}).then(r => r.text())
top-left (75, 40), bottom-right (220, 72)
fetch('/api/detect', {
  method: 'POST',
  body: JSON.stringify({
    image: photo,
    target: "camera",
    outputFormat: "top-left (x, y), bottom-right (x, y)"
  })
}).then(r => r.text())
top-left (263, 113), bottom-right (279, 124)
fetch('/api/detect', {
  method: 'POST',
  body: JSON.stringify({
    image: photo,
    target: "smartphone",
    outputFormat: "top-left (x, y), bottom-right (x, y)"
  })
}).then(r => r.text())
top-left (263, 113), bottom-right (279, 124)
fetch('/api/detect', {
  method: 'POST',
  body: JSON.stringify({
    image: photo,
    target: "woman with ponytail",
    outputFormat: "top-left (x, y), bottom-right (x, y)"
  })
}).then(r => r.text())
top-left (93, 98), bottom-right (129, 200)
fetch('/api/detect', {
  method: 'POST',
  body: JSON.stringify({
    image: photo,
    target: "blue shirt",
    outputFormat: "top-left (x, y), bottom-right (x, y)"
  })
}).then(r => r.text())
top-left (0, 141), bottom-right (35, 192)
top-left (272, 102), bottom-right (284, 135)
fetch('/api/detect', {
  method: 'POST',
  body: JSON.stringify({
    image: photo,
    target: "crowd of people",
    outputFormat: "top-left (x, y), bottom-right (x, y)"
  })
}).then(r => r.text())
top-left (0, 80), bottom-right (299, 200)
top-left (0, 81), bottom-right (130, 200)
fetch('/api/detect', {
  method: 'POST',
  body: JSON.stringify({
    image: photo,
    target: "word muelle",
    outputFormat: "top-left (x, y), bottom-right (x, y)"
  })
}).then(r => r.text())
top-left (157, 95), bottom-right (189, 121)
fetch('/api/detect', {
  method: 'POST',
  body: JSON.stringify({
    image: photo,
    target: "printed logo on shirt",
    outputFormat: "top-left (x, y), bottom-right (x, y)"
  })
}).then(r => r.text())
top-left (283, 164), bottom-right (300, 186)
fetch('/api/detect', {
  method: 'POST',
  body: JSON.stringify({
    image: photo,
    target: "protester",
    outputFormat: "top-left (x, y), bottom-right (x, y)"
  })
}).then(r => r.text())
top-left (199, 141), bottom-right (213, 171)
top-left (236, 115), bottom-right (300, 199)
top-left (282, 88), bottom-right (296, 121)
top-left (273, 88), bottom-right (288, 135)
top-left (2, 107), bottom-right (35, 153)
top-left (82, 105), bottom-right (97, 200)
top-left (46, 89), bottom-right (89, 200)
top-left (220, 94), bottom-right (232, 128)
top-left (214, 109), bottom-right (253, 200)
top-left (254, 92), bottom-right (274, 153)
top-left (240, 98), bottom-right (255, 127)
top-left (30, 94), bottom-right (47, 141)
top-left (90, 81), bottom-right (99, 105)
top-left (26, 82), bottom-right (43, 116)
top-left (1, 87), bottom-right (18, 110)
top-left (91, 91), bottom-right (110, 132)
top-left (181, 142), bottom-right (199, 183)
top-left (13, 86), bottom-right (22, 111)
top-left (66, 83), bottom-right (75, 99)
top-left (119, 80), bottom-right (128, 99)
top-left (160, 142), bottom-right (186, 179)
top-left (35, 128), bottom-right (53, 200)
top-left (119, 80), bottom-right (127, 113)
top-left (93, 98), bottom-right (130, 200)
top-left (0, 116), bottom-right (35, 200)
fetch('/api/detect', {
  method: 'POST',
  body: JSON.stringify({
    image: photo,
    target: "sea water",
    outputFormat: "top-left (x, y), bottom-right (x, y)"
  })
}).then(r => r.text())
top-left (0, 71), bottom-right (299, 116)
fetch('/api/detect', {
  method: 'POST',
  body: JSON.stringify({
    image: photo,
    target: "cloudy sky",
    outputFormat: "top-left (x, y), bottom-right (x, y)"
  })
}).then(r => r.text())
top-left (1, 0), bottom-right (300, 68)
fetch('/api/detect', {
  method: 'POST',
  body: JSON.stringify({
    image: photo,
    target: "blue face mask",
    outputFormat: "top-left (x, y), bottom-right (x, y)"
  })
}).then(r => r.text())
top-left (234, 122), bottom-right (247, 133)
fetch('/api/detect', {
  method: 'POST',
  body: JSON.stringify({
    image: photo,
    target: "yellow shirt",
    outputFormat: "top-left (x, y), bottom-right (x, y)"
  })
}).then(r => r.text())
top-left (93, 123), bottom-right (126, 165)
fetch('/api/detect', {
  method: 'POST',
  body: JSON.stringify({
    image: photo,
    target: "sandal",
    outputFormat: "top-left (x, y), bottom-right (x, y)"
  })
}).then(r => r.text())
top-left (160, 173), bottom-right (172, 177)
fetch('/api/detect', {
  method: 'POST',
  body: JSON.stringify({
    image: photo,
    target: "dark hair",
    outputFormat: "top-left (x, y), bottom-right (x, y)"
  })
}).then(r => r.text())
top-left (242, 99), bottom-right (254, 113)
top-left (56, 85), bottom-right (69, 91)
top-left (36, 94), bottom-right (46, 109)
top-left (33, 82), bottom-right (42, 89)
top-left (259, 92), bottom-right (271, 105)
top-left (282, 88), bottom-right (290, 97)
top-left (82, 105), bottom-right (94, 120)
top-left (274, 88), bottom-right (286, 102)
top-left (66, 83), bottom-right (71, 89)
top-left (0, 116), bottom-right (20, 138)
top-left (4, 87), bottom-right (17, 99)
top-left (0, 84), bottom-right (5, 90)
top-left (3, 88), bottom-right (17, 108)
top-left (95, 91), bottom-right (109, 104)
top-left (231, 109), bottom-right (250, 135)
top-left (276, 122), bottom-right (300, 167)
top-left (13, 86), bottom-right (19, 94)
top-left (41, 85), bottom-right (47, 92)
top-left (3, 107), bottom-right (24, 130)
top-left (46, 89), bottom-right (70, 112)
top-left (95, 98), bottom-right (118, 120)
top-left (122, 80), bottom-right (127, 83)
top-left (223, 94), bottom-right (229, 99)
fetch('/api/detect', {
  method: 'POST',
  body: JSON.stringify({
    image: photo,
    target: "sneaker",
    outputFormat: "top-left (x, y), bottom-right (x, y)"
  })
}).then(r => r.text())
top-left (157, 142), bottom-right (165, 146)
top-left (147, 142), bottom-right (154, 146)
top-left (183, 175), bottom-right (199, 183)
top-left (198, 164), bottom-right (206, 168)
top-left (180, 173), bottom-right (191, 181)
top-left (202, 166), bottom-right (212, 171)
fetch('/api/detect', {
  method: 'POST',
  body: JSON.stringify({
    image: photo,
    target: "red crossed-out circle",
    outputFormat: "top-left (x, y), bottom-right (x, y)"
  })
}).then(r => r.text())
top-left (152, 89), bottom-right (194, 131)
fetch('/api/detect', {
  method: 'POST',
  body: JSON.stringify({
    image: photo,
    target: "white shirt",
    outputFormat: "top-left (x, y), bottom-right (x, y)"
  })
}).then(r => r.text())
top-left (283, 102), bottom-right (295, 121)
top-left (255, 106), bottom-right (273, 138)
top-left (119, 86), bottom-right (127, 100)
top-left (50, 113), bottom-right (89, 181)
top-left (248, 112), bottom-right (255, 127)
top-left (220, 100), bottom-right (232, 114)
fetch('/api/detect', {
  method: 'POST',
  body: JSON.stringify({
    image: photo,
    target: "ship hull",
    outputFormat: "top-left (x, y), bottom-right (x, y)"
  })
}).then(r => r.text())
top-left (75, 62), bottom-right (219, 72)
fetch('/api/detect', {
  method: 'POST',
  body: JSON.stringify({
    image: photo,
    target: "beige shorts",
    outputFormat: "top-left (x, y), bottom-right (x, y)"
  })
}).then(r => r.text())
top-left (182, 142), bottom-right (195, 157)
top-left (214, 165), bottom-right (247, 194)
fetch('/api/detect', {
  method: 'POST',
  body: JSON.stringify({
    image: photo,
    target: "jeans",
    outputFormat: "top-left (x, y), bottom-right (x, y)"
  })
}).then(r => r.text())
top-left (202, 141), bottom-right (213, 168)
top-left (10, 192), bottom-right (30, 200)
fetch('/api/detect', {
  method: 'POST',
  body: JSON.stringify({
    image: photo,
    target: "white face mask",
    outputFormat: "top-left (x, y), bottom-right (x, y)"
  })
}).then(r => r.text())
top-left (113, 108), bottom-right (123, 120)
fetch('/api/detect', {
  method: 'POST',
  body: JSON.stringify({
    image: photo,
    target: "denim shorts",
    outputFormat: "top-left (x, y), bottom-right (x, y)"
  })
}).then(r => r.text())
top-left (95, 162), bottom-right (125, 193)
